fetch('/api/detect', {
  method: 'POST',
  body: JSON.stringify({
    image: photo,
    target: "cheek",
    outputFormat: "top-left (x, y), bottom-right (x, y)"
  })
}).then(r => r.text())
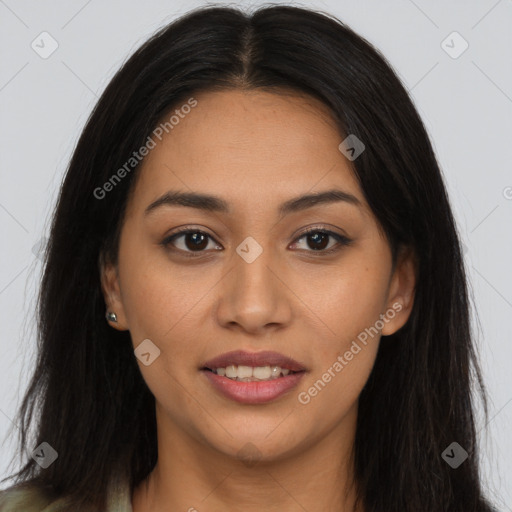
top-left (295, 278), bottom-right (385, 431)
top-left (117, 246), bottom-right (210, 417)
top-left (116, 236), bottom-right (220, 405)
top-left (295, 343), bottom-right (377, 442)
top-left (293, 256), bottom-right (390, 347)
top-left (117, 229), bottom-right (212, 341)
top-left (291, 255), bottom-right (389, 416)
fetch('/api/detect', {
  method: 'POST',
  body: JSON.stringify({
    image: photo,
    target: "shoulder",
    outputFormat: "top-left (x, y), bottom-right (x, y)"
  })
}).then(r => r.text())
top-left (0, 483), bottom-right (70, 512)
top-left (0, 475), bottom-right (133, 512)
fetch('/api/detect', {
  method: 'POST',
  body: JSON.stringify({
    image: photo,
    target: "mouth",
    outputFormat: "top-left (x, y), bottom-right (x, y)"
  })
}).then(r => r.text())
top-left (201, 364), bottom-right (303, 381)
top-left (201, 349), bottom-right (307, 374)
top-left (200, 350), bottom-right (307, 404)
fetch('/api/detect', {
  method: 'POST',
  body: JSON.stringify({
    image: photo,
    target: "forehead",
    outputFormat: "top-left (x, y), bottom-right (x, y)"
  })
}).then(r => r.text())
top-left (128, 89), bottom-right (368, 217)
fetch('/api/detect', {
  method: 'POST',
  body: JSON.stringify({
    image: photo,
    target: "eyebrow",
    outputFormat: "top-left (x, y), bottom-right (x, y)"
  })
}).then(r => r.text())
top-left (144, 189), bottom-right (362, 216)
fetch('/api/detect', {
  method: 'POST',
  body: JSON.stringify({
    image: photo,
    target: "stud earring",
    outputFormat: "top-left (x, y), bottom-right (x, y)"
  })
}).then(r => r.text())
top-left (106, 311), bottom-right (118, 323)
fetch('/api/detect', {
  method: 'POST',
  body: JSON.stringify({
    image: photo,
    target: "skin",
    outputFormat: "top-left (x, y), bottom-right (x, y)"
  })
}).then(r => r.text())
top-left (101, 89), bottom-right (416, 512)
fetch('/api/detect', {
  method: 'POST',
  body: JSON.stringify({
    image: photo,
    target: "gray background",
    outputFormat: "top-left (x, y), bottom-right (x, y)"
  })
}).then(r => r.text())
top-left (0, 0), bottom-right (511, 508)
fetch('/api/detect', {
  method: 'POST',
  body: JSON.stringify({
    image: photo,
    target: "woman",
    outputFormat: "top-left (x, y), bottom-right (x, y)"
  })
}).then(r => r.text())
top-left (0, 5), bottom-right (497, 511)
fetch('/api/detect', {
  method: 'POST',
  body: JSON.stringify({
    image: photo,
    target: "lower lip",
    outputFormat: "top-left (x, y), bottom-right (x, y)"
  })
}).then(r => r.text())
top-left (202, 370), bottom-right (306, 404)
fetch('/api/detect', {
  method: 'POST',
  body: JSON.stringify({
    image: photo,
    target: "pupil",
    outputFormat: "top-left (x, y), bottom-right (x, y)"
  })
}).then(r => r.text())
top-left (186, 233), bottom-right (208, 251)
top-left (308, 232), bottom-right (328, 250)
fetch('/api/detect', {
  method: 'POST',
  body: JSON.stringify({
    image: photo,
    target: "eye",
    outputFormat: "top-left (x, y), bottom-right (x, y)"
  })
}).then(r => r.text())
top-left (161, 226), bottom-right (352, 258)
top-left (290, 228), bottom-right (352, 254)
top-left (161, 228), bottom-right (221, 257)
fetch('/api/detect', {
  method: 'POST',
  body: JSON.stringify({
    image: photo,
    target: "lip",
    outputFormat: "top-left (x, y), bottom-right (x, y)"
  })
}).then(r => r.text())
top-left (200, 350), bottom-right (307, 405)
top-left (201, 350), bottom-right (307, 372)
top-left (202, 370), bottom-right (306, 404)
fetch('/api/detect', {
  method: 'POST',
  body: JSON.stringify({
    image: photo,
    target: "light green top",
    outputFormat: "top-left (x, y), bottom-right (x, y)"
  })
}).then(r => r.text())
top-left (0, 473), bottom-right (132, 512)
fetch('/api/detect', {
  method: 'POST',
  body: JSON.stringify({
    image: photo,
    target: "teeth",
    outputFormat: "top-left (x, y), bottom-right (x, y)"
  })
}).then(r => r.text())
top-left (253, 366), bottom-right (272, 379)
top-left (237, 365), bottom-right (253, 379)
top-left (214, 365), bottom-right (292, 381)
top-left (225, 365), bottom-right (238, 378)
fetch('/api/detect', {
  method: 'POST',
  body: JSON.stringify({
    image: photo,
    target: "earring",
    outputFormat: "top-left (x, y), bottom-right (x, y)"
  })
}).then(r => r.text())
top-left (106, 311), bottom-right (118, 323)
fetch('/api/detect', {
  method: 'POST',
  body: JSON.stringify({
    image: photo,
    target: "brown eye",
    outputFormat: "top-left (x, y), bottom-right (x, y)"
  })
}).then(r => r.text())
top-left (182, 232), bottom-right (209, 251)
top-left (291, 229), bottom-right (352, 254)
top-left (162, 229), bottom-right (221, 255)
top-left (305, 232), bottom-right (330, 250)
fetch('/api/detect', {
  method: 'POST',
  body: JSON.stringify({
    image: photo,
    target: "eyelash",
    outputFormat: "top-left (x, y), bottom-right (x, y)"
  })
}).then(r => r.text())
top-left (160, 226), bottom-right (352, 258)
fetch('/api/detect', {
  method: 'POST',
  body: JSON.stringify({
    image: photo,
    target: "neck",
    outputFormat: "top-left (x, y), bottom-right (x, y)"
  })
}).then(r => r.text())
top-left (132, 403), bottom-right (363, 512)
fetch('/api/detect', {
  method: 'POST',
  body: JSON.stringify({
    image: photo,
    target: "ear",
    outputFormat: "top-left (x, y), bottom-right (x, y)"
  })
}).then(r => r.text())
top-left (99, 254), bottom-right (129, 331)
top-left (381, 246), bottom-right (417, 336)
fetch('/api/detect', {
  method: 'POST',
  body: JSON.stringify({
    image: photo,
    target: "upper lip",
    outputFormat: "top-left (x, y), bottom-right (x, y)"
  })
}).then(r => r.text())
top-left (201, 350), bottom-right (307, 372)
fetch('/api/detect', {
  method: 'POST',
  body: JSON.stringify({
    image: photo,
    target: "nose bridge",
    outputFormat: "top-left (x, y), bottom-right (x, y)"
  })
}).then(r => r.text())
top-left (232, 235), bottom-right (277, 301)
top-left (216, 234), bottom-right (291, 331)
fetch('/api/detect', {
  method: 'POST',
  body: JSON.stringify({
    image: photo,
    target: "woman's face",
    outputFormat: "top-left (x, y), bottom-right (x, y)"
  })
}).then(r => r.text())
top-left (102, 89), bottom-right (415, 464)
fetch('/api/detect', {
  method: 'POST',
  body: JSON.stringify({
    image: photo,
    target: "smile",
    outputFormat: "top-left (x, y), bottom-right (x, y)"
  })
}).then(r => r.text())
top-left (200, 350), bottom-right (308, 404)
top-left (206, 364), bottom-right (297, 381)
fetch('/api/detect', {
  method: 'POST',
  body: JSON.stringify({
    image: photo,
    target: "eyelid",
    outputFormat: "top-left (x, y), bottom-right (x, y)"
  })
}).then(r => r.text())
top-left (295, 224), bottom-right (349, 241)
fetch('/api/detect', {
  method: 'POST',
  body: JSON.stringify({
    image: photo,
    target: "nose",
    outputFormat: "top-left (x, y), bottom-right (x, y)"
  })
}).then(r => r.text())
top-left (215, 243), bottom-right (293, 335)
